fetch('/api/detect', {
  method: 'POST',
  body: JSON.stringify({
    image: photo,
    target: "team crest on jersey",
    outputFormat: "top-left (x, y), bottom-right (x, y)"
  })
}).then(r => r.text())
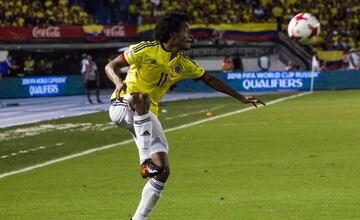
top-left (174, 64), bottom-right (182, 74)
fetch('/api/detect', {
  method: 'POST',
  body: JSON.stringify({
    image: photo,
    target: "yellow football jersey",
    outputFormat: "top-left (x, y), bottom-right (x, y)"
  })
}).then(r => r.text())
top-left (111, 41), bottom-right (205, 116)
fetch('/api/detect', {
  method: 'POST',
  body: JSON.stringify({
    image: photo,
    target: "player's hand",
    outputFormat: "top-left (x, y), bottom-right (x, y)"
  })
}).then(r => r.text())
top-left (115, 82), bottom-right (127, 99)
top-left (241, 96), bottom-right (266, 108)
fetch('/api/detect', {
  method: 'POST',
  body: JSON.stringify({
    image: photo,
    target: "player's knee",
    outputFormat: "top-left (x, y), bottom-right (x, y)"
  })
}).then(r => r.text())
top-left (138, 93), bottom-right (150, 106)
top-left (163, 166), bottom-right (170, 178)
top-left (132, 92), bottom-right (150, 108)
top-left (157, 166), bottom-right (170, 182)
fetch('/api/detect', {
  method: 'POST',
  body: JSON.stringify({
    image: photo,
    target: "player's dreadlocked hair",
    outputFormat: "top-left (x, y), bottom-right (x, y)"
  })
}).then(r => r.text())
top-left (154, 10), bottom-right (190, 43)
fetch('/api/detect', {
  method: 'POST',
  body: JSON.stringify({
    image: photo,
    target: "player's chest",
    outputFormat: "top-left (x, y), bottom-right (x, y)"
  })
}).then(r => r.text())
top-left (141, 57), bottom-right (184, 81)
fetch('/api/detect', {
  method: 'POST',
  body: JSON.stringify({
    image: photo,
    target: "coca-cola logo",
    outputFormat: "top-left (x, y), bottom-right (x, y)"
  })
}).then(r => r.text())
top-left (103, 25), bottom-right (125, 37)
top-left (32, 26), bottom-right (61, 38)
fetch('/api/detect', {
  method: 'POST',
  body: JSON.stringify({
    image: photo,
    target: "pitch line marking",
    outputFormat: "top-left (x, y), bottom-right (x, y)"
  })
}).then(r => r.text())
top-left (0, 92), bottom-right (312, 180)
top-left (0, 143), bottom-right (64, 160)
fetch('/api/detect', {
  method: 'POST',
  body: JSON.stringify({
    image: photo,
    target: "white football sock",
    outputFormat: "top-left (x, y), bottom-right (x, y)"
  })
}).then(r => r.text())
top-left (133, 113), bottom-right (152, 164)
top-left (132, 178), bottom-right (165, 220)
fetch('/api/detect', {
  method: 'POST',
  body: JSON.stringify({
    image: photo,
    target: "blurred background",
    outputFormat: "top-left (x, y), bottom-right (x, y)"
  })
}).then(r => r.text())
top-left (0, 0), bottom-right (359, 99)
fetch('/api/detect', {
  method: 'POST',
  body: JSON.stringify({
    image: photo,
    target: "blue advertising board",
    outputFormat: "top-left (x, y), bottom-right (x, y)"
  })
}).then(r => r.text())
top-left (21, 76), bottom-right (68, 97)
top-left (1, 71), bottom-right (359, 99)
top-left (225, 71), bottom-right (319, 91)
top-left (173, 70), bottom-right (360, 92)
top-left (0, 76), bottom-right (85, 99)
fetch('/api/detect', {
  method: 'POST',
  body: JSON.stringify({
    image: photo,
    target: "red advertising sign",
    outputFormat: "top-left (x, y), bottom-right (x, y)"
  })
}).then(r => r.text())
top-left (103, 25), bottom-right (127, 37)
top-left (32, 26), bottom-right (61, 38)
top-left (0, 25), bottom-right (136, 41)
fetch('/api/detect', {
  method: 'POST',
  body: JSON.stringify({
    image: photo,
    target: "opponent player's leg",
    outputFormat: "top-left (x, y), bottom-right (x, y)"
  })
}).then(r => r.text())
top-left (127, 93), bottom-right (154, 165)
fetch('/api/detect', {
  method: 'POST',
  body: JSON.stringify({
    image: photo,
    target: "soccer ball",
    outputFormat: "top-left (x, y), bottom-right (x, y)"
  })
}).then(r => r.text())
top-left (287, 12), bottom-right (320, 42)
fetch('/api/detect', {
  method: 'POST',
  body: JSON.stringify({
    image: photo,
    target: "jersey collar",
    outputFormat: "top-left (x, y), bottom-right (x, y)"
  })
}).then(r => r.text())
top-left (160, 42), bottom-right (179, 61)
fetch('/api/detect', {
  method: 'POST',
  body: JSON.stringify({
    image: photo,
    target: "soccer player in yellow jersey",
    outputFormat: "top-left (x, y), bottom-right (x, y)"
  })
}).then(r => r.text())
top-left (105, 11), bottom-right (265, 220)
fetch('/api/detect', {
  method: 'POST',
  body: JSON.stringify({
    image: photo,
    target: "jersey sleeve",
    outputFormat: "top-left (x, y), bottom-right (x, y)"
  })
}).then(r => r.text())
top-left (183, 57), bottom-right (205, 79)
top-left (123, 43), bottom-right (146, 66)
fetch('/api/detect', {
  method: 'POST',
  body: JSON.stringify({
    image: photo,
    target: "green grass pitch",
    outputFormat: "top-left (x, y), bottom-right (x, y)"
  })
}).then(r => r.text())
top-left (1, 90), bottom-right (360, 219)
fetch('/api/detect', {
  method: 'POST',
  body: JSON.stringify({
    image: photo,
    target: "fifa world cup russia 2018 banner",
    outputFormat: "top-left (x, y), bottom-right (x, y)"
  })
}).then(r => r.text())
top-left (137, 23), bottom-right (278, 41)
top-left (225, 71), bottom-right (319, 91)
top-left (173, 71), bottom-right (320, 92)
top-left (0, 25), bottom-right (137, 41)
top-left (174, 70), bottom-right (360, 92)
top-left (0, 76), bottom-right (85, 99)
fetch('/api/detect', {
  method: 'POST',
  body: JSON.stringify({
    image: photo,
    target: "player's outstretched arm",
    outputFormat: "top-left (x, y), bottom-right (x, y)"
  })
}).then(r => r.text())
top-left (105, 54), bottom-right (129, 99)
top-left (200, 73), bottom-right (265, 107)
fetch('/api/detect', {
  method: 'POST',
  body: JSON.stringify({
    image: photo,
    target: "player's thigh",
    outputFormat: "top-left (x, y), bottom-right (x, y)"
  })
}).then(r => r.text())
top-left (109, 97), bottom-right (134, 129)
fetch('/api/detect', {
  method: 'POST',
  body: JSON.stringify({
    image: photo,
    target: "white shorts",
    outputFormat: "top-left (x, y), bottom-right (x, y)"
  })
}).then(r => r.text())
top-left (108, 94), bottom-right (169, 155)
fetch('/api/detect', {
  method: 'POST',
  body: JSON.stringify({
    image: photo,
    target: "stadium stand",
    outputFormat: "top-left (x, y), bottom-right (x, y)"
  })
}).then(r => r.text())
top-left (0, 0), bottom-right (359, 77)
top-left (1, 0), bottom-right (358, 50)
top-left (123, 0), bottom-right (359, 51)
top-left (0, 0), bottom-right (92, 26)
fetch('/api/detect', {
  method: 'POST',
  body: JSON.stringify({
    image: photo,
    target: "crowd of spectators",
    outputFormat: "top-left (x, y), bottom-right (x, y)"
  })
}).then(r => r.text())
top-left (1, 0), bottom-right (359, 51)
top-left (129, 0), bottom-right (360, 51)
top-left (0, 0), bottom-right (91, 26)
